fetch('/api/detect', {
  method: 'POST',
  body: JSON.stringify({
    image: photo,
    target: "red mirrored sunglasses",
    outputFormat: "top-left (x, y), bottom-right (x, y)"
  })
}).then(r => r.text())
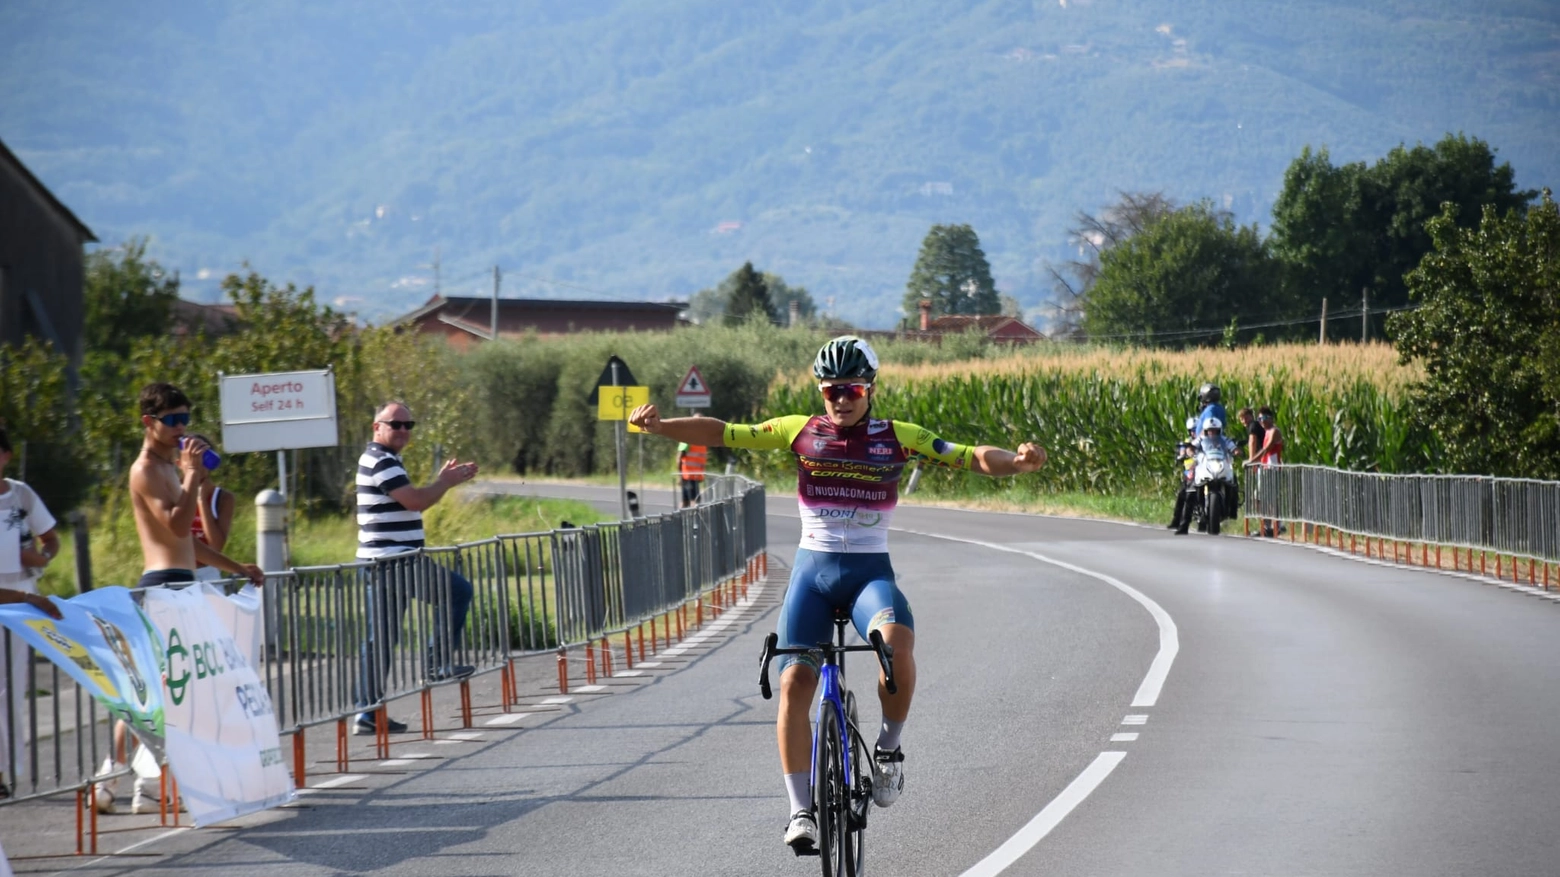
top-left (819, 382), bottom-right (872, 402)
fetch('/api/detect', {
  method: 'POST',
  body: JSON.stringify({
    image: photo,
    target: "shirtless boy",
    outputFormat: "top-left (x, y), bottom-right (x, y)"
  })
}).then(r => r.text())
top-left (129, 383), bottom-right (262, 589)
top-left (95, 383), bottom-right (263, 814)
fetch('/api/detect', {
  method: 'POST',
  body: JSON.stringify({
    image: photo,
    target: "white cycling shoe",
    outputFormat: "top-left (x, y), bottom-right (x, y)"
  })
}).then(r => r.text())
top-left (871, 746), bottom-right (904, 808)
top-left (784, 809), bottom-right (819, 849)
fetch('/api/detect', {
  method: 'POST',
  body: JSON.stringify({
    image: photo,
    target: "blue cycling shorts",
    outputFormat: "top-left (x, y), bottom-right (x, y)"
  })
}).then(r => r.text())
top-left (776, 549), bottom-right (914, 675)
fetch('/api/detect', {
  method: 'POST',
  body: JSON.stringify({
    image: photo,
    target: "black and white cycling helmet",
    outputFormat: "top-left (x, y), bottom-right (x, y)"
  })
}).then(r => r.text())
top-left (1184, 416), bottom-right (1197, 432)
top-left (1199, 383), bottom-right (1221, 405)
top-left (813, 335), bottom-right (879, 382)
top-left (1203, 417), bottom-right (1224, 434)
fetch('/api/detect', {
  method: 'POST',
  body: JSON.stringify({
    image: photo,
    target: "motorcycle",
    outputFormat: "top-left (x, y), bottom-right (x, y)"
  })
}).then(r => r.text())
top-left (1186, 436), bottom-right (1239, 535)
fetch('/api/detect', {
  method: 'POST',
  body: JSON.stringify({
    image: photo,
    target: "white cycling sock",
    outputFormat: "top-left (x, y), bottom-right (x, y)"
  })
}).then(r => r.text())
top-left (877, 719), bottom-right (905, 753)
top-left (784, 772), bottom-right (811, 814)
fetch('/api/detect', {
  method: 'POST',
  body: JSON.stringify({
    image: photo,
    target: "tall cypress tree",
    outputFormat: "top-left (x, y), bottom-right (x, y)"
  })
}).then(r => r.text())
top-left (903, 224), bottom-right (999, 321)
top-left (723, 261), bottom-right (778, 326)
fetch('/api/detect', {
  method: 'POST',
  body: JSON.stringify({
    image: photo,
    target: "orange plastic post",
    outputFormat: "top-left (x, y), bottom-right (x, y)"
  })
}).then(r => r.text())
top-left (159, 771), bottom-right (169, 824)
top-left (1350, 533), bottom-right (1357, 554)
top-left (1289, 522), bottom-right (1296, 542)
top-left (422, 688), bottom-right (435, 739)
top-left (637, 623), bottom-right (647, 662)
top-left (501, 664), bottom-right (513, 712)
top-left (557, 647), bottom-right (570, 695)
top-left (1513, 557), bottom-right (1520, 584)
top-left (89, 784), bottom-right (99, 854)
top-left (624, 630), bottom-right (634, 670)
top-left (601, 636), bottom-right (613, 677)
top-left (649, 617), bottom-right (658, 656)
top-left (294, 730), bottom-right (307, 789)
top-left (586, 642), bottom-right (598, 684)
top-left (695, 595), bottom-right (704, 628)
top-left (1436, 544), bottom-right (1443, 569)
top-left (676, 606), bottom-right (685, 641)
top-left (460, 680), bottom-right (473, 728)
top-left (376, 706), bottom-right (391, 760)
top-left (171, 776), bottom-right (181, 827)
top-left (1244, 517), bottom-right (1250, 536)
top-left (662, 613), bottom-right (671, 650)
top-left (337, 717), bottom-right (350, 771)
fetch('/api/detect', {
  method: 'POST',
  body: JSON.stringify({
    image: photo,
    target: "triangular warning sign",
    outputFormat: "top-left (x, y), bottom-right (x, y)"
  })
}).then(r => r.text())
top-left (678, 365), bottom-right (710, 396)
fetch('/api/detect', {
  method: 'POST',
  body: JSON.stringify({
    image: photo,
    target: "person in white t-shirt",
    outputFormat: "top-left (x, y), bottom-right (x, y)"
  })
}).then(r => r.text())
top-left (0, 427), bottom-right (61, 798)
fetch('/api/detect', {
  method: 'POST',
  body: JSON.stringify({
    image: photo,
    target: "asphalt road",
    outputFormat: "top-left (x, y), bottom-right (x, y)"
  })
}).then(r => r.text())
top-left (33, 482), bottom-right (1560, 876)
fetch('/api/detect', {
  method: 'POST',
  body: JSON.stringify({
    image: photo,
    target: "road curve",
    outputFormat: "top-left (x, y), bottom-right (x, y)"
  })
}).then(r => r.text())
top-left (37, 483), bottom-right (1560, 876)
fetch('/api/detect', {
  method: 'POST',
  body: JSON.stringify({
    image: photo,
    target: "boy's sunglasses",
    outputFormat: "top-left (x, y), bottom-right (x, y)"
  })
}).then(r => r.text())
top-left (378, 420), bottom-right (417, 431)
top-left (819, 382), bottom-right (871, 402)
top-left (156, 412), bottom-right (192, 427)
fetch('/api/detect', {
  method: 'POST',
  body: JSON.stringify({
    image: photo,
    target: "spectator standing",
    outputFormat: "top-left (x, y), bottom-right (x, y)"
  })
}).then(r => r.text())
top-left (1237, 407), bottom-right (1265, 462)
top-left (0, 426), bottom-right (61, 799)
top-left (183, 433), bottom-right (236, 582)
top-left (354, 402), bottom-right (478, 736)
top-left (98, 383), bottom-right (262, 815)
top-left (676, 441), bottom-right (708, 508)
top-left (1252, 407), bottom-right (1285, 537)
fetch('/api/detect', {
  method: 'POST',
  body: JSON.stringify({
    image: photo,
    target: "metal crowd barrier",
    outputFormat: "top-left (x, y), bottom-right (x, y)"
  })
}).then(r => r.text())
top-left (1, 477), bottom-right (768, 819)
top-left (1246, 464), bottom-right (1560, 564)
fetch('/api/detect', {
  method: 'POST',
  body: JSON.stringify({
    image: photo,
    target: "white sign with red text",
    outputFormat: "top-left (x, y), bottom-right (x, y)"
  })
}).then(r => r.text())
top-left (219, 369), bottom-right (338, 452)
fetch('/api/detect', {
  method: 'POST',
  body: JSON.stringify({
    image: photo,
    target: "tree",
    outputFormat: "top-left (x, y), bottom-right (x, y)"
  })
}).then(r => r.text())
top-left (903, 224), bottom-right (998, 321)
top-left (84, 237), bottom-right (179, 358)
top-left (690, 268), bottom-right (817, 326)
top-left (1272, 135), bottom-right (1535, 340)
top-left (1388, 190), bottom-right (1560, 477)
top-left (1044, 193), bottom-right (1177, 338)
top-left (1081, 202), bottom-right (1280, 347)
top-left (723, 261), bottom-right (779, 326)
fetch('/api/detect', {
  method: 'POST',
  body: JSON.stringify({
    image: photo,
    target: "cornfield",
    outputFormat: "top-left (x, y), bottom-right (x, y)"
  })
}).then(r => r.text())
top-left (746, 343), bottom-right (1428, 498)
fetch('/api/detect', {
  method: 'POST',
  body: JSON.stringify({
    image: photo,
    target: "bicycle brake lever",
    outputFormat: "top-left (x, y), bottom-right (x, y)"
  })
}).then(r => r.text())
top-left (758, 632), bottom-right (778, 699)
top-left (868, 629), bottom-right (897, 695)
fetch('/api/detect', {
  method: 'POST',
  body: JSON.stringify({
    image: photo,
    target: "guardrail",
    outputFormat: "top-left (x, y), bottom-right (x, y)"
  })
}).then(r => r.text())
top-left (1245, 464), bottom-right (1560, 582)
top-left (2, 477), bottom-right (768, 846)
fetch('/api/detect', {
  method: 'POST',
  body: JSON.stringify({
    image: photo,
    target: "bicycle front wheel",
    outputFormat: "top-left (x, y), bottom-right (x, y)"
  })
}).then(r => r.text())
top-left (814, 705), bottom-right (849, 877)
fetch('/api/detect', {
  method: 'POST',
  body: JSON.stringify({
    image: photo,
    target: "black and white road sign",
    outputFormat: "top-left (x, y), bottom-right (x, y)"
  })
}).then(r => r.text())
top-left (676, 365), bottom-right (712, 408)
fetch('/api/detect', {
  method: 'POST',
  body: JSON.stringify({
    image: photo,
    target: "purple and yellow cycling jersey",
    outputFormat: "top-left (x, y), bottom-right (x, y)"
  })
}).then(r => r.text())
top-left (725, 414), bottom-right (975, 553)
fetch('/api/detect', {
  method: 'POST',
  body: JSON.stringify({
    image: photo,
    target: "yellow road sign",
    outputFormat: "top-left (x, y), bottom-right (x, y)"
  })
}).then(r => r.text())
top-left (597, 386), bottom-right (649, 429)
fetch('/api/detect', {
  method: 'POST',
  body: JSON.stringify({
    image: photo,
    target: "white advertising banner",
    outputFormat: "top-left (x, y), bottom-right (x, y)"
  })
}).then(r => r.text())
top-left (139, 584), bottom-right (294, 826)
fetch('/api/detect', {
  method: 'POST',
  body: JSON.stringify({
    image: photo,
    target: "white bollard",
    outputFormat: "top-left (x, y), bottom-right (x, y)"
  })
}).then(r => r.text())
top-left (255, 489), bottom-right (287, 653)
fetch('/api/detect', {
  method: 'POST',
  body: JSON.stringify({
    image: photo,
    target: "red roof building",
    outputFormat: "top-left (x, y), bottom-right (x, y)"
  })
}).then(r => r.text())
top-left (397, 295), bottom-right (687, 350)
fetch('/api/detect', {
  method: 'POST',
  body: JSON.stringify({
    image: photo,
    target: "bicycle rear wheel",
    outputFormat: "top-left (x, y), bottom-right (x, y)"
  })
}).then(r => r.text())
top-left (814, 705), bottom-right (849, 877)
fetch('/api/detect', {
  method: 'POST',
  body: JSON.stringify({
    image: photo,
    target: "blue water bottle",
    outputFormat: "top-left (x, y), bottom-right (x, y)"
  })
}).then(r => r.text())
top-left (180, 437), bottom-right (222, 471)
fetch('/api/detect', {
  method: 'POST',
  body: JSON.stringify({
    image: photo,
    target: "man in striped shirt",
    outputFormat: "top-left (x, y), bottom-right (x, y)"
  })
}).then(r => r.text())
top-left (354, 401), bottom-right (479, 735)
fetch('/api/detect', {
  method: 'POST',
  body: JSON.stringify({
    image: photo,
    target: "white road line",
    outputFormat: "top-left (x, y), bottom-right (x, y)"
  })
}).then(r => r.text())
top-left (896, 527), bottom-right (1179, 875)
top-left (577, 684), bottom-right (606, 692)
top-left (296, 773), bottom-right (367, 794)
top-left (895, 528), bottom-right (1179, 707)
top-left (1110, 733), bottom-right (1139, 742)
top-left (616, 669), bottom-right (645, 677)
top-left (636, 661), bottom-right (663, 668)
top-left (484, 713), bottom-right (528, 725)
top-left (379, 758), bottom-right (415, 767)
top-left (1122, 715), bottom-right (1148, 725)
top-left (958, 752), bottom-right (1128, 877)
top-left (540, 696), bottom-right (574, 704)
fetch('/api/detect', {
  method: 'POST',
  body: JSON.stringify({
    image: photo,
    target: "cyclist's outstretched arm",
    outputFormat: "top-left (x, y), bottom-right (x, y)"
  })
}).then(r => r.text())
top-left (629, 404), bottom-right (729, 447)
top-left (970, 442), bottom-right (1047, 476)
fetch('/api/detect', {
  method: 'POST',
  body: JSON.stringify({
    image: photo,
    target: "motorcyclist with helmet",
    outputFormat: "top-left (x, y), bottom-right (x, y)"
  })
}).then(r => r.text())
top-left (1195, 382), bottom-right (1227, 436)
top-left (1167, 416), bottom-right (1199, 530)
top-left (1175, 416), bottom-right (1241, 535)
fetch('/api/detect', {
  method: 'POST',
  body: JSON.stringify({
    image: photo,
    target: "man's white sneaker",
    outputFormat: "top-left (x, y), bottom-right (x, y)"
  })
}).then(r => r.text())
top-left (92, 758), bottom-right (121, 815)
top-left (131, 776), bottom-right (186, 814)
top-left (871, 746), bottom-right (904, 808)
top-left (784, 809), bottom-right (818, 850)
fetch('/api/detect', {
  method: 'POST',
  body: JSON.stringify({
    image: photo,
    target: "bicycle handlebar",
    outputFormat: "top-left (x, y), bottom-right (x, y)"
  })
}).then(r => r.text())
top-left (758, 630), bottom-right (898, 700)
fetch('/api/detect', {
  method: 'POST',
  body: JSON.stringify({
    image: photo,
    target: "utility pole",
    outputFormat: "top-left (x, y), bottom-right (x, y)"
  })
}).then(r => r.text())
top-left (1319, 297), bottom-right (1328, 344)
top-left (1361, 287), bottom-right (1369, 343)
top-left (491, 265), bottom-right (500, 341)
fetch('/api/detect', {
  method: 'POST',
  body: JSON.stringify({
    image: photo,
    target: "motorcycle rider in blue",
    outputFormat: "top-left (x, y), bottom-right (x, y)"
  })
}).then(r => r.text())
top-left (1195, 383), bottom-right (1228, 436)
top-left (1174, 416), bottom-right (1240, 535)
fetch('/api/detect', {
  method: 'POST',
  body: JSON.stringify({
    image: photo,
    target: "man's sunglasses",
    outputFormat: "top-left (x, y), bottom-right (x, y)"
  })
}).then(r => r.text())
top-left (819, 382), bottom-right (872, 402)
top-left (156, 412), bottom-right (192, 427)
top-left (378, 420), bottom-right (417, 431)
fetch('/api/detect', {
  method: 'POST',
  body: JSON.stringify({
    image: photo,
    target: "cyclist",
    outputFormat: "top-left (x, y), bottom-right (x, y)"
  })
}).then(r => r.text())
top-left (628, 335), bottom-right (1046, 851)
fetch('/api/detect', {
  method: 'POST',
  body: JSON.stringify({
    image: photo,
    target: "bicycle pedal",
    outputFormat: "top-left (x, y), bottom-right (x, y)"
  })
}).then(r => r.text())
top-left (791, 844), bottom-right (820, 858)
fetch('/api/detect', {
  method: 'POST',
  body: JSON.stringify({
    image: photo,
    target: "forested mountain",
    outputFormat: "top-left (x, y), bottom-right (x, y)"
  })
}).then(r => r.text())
top-left (2, 0), bottom-right (1555, 328)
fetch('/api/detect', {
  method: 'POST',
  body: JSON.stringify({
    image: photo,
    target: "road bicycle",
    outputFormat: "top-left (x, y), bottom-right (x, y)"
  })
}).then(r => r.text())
top-left (759, 611), bottom-right (897, 877)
